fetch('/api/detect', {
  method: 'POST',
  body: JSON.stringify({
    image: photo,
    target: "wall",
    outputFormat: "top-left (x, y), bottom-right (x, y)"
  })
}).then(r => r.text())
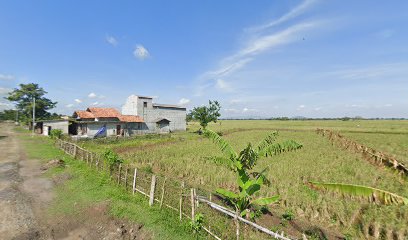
top-left (42, 121), bottom-right (69, 135)
top-left (85, 123), bottom-right (123, 137)
top-left (143, 107), bottom-right (186, 131)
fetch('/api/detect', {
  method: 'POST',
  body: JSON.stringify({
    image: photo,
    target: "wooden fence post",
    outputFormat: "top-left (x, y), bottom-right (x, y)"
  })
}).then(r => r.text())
top-left (132, 168), bottom-right (138, 194)
top-left (179, 181), bottom-right (185, 221)
top-left (73, 145), bottom-right (77, 158)
top-left (124, 166), bottom-right (128, 189)
top-left (117, 164), bottom-right (122, 185)
top-left (149, 175), bottom-right (156, 206)
top-left (160, 177), bottom-right (167, 209)
top-left (191, 188), bottom-right (195, 220)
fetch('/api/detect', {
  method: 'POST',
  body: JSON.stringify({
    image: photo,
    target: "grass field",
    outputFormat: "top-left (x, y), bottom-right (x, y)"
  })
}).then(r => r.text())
top-left (78, 120), bottom-right (408, 239)
top-left (18, 129), bottom-right (202, 240)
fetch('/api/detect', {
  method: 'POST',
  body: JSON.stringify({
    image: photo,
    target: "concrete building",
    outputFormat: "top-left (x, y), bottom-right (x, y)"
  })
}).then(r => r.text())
top-left (72, 107), bottom-right (145, 138)
top-left (40, 119), bottom-right (70, 136)
top-left (122, 95), bottom-right (186, 132)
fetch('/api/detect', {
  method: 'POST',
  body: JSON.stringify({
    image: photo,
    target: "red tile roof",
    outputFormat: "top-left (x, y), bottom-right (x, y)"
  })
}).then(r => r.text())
top-left (74, 107), bottom-right (144, 122)
top-left (74, 110), bottom-right (95, 119)
top-left (118, 115), bottom-right (144, 123)
top-left (87, 107), bottom-right (121, 118)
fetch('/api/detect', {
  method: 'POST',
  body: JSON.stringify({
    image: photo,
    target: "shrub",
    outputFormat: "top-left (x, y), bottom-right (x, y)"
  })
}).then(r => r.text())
top-left (103, 149), bottom-right (123, 174)
top-left (49, 129), bottom-right (63, 139)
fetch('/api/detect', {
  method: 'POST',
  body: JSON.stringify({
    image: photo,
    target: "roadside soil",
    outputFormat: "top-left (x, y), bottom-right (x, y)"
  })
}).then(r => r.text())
top-left (0, 122), bottom-right (149, 240)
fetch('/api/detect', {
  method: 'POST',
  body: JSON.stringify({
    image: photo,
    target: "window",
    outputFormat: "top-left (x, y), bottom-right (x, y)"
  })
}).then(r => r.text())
top-left (143, 102), bottom-right (147, 108)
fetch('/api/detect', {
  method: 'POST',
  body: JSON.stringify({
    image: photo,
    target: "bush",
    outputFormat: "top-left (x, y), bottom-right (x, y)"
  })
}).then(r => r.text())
top-left (103, 149), bottom-right (123, 173)
top-left (49, 129), bottom-right (63, 139)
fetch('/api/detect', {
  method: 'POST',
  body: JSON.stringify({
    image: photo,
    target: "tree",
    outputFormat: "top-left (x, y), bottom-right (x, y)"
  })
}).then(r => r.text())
top-left (6, 83), bottom-right (57, 123)
top-left (204, 129), bottom-right (302, 239)
top-left (190, 100), bottom-right (221, 129)
top-left (0, 109), bottom-right (17, 121)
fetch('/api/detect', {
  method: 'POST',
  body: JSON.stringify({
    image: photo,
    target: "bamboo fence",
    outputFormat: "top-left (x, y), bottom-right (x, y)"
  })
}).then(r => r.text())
top-left (55, 139), bottom-right (294, 240)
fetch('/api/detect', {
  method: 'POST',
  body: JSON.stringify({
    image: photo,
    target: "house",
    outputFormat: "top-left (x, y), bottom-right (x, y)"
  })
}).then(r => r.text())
top-left (71, 107), bottom-right (145, 137)
top-left (122, 95), bottom-right (186, 132)
top-left (41, 119), bottom-right (70, 136)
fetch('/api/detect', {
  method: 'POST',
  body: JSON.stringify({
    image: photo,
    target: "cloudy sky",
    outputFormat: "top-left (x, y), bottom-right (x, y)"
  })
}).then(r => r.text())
top-left (1, 0), bottom-right (407, 118)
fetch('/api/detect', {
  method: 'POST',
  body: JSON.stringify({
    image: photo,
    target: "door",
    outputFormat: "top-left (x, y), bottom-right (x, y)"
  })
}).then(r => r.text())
top-left (116, 125), bottom-right (121, 136)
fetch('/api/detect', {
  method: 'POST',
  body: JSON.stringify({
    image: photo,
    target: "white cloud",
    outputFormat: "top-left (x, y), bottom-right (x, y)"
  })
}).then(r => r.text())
top-left (0, 74), bottom-right (15, 81)
top-left (242, 107), bottom-right (258, 113)
top-left (384, 104), bottom-right (393, 107)
top-left (74, 99), bottom-right (82, 103)
top-left (0, 87), bottom-right (12, 94)
top-left (314, 107), bottom-right (321, 111)
top-left (178, 98), bottom-right (190, 106)
top-left (66, 104), bottom-right (74, 108)
top-left (106, 35), bottom-right (118, 46)
top-left (91, 101), bottom-right (99, 106)
top-left (215, 79), bottom-right (234, 92)
top-left (88, 92), bottom-right (97, 98)
top-left (237, 21), bottom-right (319, 58)
top-left (247, 0), bottom-right (318, 32)
top-left (296, 105), bottom-right (306, 110)
top-left (326, 63), bottom-right (408, 81)
top-left (133, 45), bottom-right (150, 60)
top-left (224, 108), bottom-right (240, 113)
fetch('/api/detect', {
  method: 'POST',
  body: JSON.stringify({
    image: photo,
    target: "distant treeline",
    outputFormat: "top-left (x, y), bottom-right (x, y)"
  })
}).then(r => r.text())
top-left (219, 117), bottom-right (407, 121)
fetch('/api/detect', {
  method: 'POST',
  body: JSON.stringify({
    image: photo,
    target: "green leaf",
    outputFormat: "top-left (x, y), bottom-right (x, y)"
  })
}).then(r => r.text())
top-left (237, 169), bottom-right (249, 189)
top-left (309, 181), bottom-right (408, 205)
top-left (257, 132), bottom-right (278, 152)
top-left (251, 196), bottom-right (280, 206)
top-left (246, 183), bottom-right (261, 196)
top-left (216, 188), bottom-right (238, 199)
top-left (203, 129), bottom-right (237, 159)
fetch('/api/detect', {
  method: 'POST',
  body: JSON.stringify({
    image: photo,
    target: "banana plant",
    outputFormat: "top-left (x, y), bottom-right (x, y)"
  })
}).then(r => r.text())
top-left (308, 181), bottom-right (408, 205)
top-left (203, 129), bottom-right (302, 217)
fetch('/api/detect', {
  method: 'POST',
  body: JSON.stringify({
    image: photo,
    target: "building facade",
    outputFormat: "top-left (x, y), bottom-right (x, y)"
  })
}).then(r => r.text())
top-left (122, 95), bottom-right (186, 132)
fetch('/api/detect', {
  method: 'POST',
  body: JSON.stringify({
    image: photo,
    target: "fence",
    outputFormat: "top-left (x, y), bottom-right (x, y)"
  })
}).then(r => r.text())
top-left (316, 128), bottom-right (408, 177)
top-left (55, 139), bottom-right (294, 240)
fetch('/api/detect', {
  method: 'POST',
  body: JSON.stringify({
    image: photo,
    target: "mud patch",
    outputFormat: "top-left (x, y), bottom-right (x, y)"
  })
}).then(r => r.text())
top-left (41, 159), bottom-right (65, 171)
top-left (48, 202), bottom-right (151, 240)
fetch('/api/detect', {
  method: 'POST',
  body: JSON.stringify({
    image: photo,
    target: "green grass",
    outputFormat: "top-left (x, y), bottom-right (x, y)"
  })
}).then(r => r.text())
top-left (17, 128), bottom-right (203, 240)
top-left (78, 120), bottom-right (408, 238)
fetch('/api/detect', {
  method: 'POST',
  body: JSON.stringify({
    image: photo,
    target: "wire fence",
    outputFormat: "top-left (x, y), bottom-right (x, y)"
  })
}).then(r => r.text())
top-left (55, 139), bottom-right (294, 240)
top-left (316, 128), bottom-right (408, 177)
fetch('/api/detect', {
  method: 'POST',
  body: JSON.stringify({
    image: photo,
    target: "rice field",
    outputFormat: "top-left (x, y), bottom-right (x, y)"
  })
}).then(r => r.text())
top-left (80, 120), bottom-right (408, 239)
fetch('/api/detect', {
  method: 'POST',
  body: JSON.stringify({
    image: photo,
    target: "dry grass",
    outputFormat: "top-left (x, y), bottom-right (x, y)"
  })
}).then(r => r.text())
top-left (80, 120), bottom-right (408, 238)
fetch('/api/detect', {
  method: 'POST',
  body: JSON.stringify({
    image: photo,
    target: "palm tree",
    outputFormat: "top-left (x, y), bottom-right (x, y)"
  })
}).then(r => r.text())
top-left (203, 129), bottom-right (303, 239)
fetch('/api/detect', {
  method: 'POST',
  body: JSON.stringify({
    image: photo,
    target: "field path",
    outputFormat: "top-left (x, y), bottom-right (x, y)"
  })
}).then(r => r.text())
top-left (0, 122), bottom-right (50, 239)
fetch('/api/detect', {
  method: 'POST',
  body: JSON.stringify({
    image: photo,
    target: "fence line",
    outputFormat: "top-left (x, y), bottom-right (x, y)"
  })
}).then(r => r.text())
top-left (316, 128), bottom-right (408, 177)
top-left (55, 139), bottom-right (294, 240)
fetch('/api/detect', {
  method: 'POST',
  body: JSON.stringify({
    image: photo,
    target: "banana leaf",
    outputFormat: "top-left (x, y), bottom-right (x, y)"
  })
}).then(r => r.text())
top-left (309, 181), bottom-right (408, 205)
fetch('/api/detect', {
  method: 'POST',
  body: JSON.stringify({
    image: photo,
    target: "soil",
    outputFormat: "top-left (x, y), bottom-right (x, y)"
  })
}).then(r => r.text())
top-left (0, 123), bottom-right (150, 240)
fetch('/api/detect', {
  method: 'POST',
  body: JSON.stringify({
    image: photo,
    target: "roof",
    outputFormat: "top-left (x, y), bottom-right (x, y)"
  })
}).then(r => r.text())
top-left (74, 110), bottom-right (95, 119)
top-left (153, 103), bottom-right (186, 109)
top-left (74, 107), bottom-right (144, 123)
top-left (118, 115), bottom-right (144, 123)
top-left (154, 118), bottom-right (171, 123)
top-left (87, 107), bottom-right (121, 118)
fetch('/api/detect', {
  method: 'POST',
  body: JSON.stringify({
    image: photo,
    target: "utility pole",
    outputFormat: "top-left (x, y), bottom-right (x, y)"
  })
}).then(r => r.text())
top-left (15, 109), bottom-right (19, 125)
top-left (32, 97), bottom-right (36, 135)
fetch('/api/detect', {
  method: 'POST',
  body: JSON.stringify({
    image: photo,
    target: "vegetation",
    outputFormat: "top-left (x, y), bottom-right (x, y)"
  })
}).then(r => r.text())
top-left (49, 129), bottom-right (63, 139)
top-left (6, 83), bottom-right (57, 124)
top-left (309, 182), bottom-right (408, 205)
top-left (17, 127), bottom-right (201, 240)
top-left (103, 149), bottom-right (124, 174)
top-left (190, 100), bottom-right (221, 129)
top-left (77, 120), bottom-right (408, 238)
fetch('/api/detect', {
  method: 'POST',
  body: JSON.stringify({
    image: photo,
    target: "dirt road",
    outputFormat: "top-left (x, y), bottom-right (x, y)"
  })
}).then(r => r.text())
top-left (0, 123), bottom-right (149, 240)
top-left (0, 122), bottom-right (51, 239)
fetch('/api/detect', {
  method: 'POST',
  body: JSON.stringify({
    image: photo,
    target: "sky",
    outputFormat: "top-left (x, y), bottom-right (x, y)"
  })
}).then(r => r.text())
top-left (1, 0), bottom-right (407, 118)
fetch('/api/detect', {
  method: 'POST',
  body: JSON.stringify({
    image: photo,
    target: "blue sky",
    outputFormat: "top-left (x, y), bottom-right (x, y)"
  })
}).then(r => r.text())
top-left (1, 0), bottom-right (407, 118)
